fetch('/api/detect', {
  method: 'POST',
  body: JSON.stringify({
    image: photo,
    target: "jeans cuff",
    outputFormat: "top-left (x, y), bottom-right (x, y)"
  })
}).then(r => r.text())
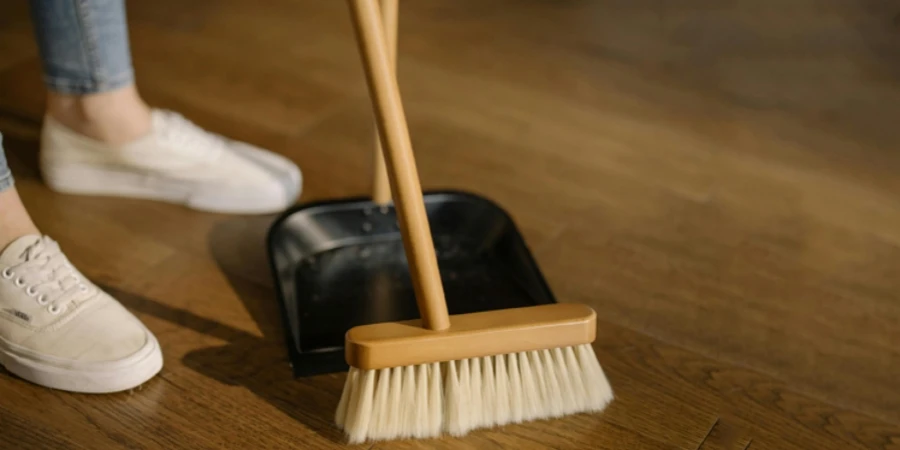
top-left (43, 70), bottom-right (135, 95)
top-left (0, 170), bottom-right (14, 193)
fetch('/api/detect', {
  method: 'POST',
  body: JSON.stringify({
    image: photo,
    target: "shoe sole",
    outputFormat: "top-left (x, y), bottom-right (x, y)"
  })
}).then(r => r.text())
top-left (0, 334), bottom-right (163, 394)
top-left (41, 162), bottom-right (294, 215)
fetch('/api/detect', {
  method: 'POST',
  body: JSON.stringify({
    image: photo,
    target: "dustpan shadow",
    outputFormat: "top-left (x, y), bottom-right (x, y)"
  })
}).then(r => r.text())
top-left (103, 283), bottom-right (350, 445)
top-left (198, 215), bottom-right (352, 443)
top-left (109, 215), bottom-right (351, 445)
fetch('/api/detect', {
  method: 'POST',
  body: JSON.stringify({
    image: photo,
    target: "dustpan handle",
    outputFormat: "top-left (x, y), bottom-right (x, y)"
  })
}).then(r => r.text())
top-left (348, 0), bottom-right (450, 331)
top-left (371, 0), bottom-right (396, 205)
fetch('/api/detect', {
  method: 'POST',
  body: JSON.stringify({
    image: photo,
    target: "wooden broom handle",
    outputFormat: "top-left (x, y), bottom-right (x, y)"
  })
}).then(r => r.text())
top-left (371, 0), bottom-right (397, 205)
top-left (348, 0), bottom-right (450, 331)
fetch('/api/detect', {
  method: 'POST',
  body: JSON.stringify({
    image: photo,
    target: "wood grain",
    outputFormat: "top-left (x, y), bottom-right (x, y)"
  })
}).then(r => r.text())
top-left (696, 418), bottom-right (752, 450)
top-left (1, 0), bottom-right (900, 448)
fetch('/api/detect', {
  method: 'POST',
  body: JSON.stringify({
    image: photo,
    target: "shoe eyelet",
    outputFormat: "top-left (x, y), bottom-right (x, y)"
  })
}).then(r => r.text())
top-left (14, 278), bottom-right (25, 287)
top-left (48, 304), bottom-right (62, 315)
top-left (37, 294), bottom-right (48, 305)
top-left (1, 268), bottom-right (13, 279)
top-left (26, 286), bottom-right (37, 297)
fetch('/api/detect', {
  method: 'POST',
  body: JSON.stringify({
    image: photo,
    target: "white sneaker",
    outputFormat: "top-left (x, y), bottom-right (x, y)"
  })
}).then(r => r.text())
top-left (0, 235), bottom-right (162, 393)
top-left (39, 109), bottom-right (302, 214)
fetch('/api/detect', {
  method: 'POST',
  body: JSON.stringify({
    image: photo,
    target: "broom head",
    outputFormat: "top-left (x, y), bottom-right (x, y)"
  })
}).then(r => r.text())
top-left (335, 303), bottom-right (614, 443)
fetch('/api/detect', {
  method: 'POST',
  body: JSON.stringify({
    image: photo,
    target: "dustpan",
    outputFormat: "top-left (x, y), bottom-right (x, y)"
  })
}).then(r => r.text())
top-left (266, 0), bottom-right (558, 377)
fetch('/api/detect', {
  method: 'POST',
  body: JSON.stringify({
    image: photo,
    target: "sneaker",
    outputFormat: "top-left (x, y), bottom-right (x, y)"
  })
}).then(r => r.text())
top-left (39, 109), bottom-right (302, 214)
top-left (0, 235), bottom-right (162, 393)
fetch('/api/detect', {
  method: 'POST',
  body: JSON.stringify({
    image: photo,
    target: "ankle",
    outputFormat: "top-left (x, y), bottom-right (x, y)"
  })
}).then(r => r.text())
top-left (0, 188), bottom-right (40, 252)
top-left (46, 85), bottom-right (153, 146)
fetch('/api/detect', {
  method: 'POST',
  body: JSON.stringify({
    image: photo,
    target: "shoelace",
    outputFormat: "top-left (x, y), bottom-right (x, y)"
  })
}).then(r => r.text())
top-left (154, 110), bottom-right (227, 161)
top-left (1, 238), bottom-right (93, 315)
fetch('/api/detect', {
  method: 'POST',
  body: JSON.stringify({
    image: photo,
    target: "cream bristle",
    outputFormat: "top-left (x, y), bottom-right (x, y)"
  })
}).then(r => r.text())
top-left (576, 344), bottom-right (615, 411)
top-left (529, 350), bottom-right (550, 412)
top-left (334, 367), bottom-right (355, 428)
top-left (480, 356), bottom-right (497, 427)
top-left (518, 352), bottom-right (541, 420)
top-left (541, 349), bottom-right (566, 418)
top-left (444, 360), bottom-right (464, 436)
top-left (552, 348), bottom-right (578, 414)
top-left (563, 346), bottom-right (589, 410)
top-left (336, 344), bottom-right (615, 444)
top-left (468, 357), bottom-right (483, 427)
top-left (369, 368), bottom-right (391, 439)
top-left (541, 350), bottom-right (565, 417)
top-left (493, 354), bottom-right (511, 426)
top-left (507, 353), bottom-right (523, 423)
top-left (428, 363), bottom-right (442, 434)
top-left (341, 368), bottom-right (362, 431)
top-left (457, 359), bottom-right (472, 434)
top-left (346, 369), bottom-right (376, 443)
top-left (386, 366), bottom-right (403, 437)
top-left (414, 364), bottom-right (430, 438)
top-left (399, 365), bottom-right (416, 438)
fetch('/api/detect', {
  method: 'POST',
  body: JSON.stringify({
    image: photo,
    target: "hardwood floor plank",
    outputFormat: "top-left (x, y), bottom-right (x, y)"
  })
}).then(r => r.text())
top-left (597, 325), bottom-right (900, 450)
top-left (696, 418), bottom-right (753, 450)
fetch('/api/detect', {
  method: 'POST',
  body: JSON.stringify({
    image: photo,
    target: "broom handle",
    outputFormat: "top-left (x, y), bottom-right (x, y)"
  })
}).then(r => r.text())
top-left (348, 0), bottom-right (451, 331)
top-left (371, 0), bottom-right (397, 205)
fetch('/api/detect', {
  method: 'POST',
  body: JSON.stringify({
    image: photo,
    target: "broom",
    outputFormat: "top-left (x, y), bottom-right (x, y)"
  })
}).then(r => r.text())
top-left (335, 0), bottom-right (614, 443)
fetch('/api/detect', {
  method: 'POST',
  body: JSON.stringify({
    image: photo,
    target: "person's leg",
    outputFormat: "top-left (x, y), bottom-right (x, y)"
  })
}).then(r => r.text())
top-left (29, 0), bottom-right (302, 214)
top-left (0, 6), bottom-right (164, 393)
top-left (0, 136), bottom-right (40, 251)
top-left (29, 0), bottom-right (150, 145)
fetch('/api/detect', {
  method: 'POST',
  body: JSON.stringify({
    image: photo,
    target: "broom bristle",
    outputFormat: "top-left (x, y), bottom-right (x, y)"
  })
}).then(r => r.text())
top-left (399, 365), bottom-right (416, 437)
top-left (480, 356), bottom-right (497, 427)
top-left (336, 343), bottom-right (613, 444)
top-left (507, 353), bottom-right (523, 424)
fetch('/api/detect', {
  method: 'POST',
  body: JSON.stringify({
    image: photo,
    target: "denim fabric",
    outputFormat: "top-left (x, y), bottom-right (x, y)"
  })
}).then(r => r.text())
top-left (29, 0), bottom-right (134, 94)
top-left (0, 135), bottom-right (12, 193)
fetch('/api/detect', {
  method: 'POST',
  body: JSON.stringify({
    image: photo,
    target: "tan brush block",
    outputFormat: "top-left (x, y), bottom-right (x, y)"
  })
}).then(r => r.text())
top-left (346, 303), bottom-right (598, 370)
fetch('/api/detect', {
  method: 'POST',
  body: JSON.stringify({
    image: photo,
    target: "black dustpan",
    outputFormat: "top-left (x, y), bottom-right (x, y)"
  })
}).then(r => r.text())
top-left (266, 1), bottom-right (557, 377)
top-left (267, 190), bottom-right (557, 376)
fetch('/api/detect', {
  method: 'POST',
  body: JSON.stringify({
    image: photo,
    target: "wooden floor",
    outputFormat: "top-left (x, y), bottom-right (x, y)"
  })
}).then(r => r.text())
top-left (1, 1), bottom-right (899, 448)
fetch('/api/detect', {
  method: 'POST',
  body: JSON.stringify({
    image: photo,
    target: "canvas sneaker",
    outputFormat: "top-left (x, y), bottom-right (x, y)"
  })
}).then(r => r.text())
top-left (39, 109), bottom-right (302, 214)
top-left (0, 235), bottom-right (162, 393)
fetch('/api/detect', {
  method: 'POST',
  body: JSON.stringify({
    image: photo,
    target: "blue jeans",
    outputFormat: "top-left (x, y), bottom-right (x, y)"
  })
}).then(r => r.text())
top-left (0, 0), bottom-right (133, 194)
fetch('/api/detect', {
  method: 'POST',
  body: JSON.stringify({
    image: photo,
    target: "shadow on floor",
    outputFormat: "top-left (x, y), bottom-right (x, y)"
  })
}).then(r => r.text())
top-left (102, 214), bottom-right (352, 445)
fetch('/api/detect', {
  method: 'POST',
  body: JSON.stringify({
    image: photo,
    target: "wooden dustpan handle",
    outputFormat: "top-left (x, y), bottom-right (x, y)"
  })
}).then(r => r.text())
top-left (371, 0), bottom-right (396, 205)
top-left (348, 0), bottom-right (450, 331)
